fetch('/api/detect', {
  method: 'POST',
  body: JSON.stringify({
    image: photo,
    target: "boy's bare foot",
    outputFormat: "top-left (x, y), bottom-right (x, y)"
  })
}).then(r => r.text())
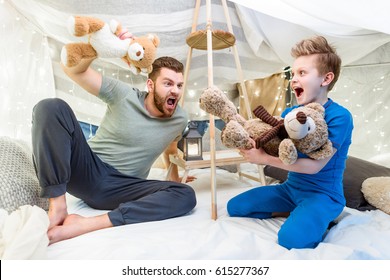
top-left (48, 195), bottom-right (68, 229)
top-left (47, 213), bottom-right (113, 245)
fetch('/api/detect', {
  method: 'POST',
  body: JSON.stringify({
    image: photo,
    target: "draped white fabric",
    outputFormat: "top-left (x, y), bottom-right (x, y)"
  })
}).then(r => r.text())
top-left (1, 0), bottom-right (390, 160)
top-left (0, 205), bottom-right (49, 259)
top-left (0, 0), bottom-right (56, 144)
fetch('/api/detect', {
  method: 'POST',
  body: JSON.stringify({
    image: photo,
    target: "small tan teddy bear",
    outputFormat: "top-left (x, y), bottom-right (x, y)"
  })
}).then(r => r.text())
top-left (199, 86), bottom-right (333, 165)
top-left (61, 16), bottom-right (160, 75)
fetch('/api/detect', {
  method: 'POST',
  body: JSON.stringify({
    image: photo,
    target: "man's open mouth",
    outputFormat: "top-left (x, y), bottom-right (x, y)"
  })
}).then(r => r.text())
top-left (167, 97), bottom-right (177, 109)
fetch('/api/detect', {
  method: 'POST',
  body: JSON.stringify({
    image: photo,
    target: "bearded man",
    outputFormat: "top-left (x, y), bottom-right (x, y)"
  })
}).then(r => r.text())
top-left (31, 56), bottom-right (197, 244)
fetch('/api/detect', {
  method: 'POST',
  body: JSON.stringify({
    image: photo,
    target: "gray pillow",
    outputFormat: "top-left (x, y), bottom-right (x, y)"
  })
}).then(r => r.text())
top-left (0, 137), bottom-right (48, 212)
top-left (264, 156), bottom-right (390, 211)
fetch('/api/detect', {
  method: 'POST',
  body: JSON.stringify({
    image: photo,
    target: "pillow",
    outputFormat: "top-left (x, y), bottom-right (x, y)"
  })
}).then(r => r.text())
top-left (264, 156), bottom-right (390, 211)
top-left (0, 137), bottom-right (49, 212)
top-left (361, 177), bottom-right (390, 215)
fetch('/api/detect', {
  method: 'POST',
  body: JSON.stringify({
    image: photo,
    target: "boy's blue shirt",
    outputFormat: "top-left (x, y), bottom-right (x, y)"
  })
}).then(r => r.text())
top-left (281, 99), bottom-right (354, 205)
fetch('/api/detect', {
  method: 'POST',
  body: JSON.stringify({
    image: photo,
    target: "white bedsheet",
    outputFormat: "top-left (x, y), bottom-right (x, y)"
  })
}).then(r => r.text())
top-left (46, 167), bottom-right (390, 260)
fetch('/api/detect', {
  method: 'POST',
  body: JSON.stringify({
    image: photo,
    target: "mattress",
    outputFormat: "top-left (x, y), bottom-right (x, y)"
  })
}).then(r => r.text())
top-left (45, 166), bottom-right (390, 260)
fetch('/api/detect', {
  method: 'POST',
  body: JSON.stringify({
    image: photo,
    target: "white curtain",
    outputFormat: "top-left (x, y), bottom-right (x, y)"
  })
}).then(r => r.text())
top-left (230, 0), bottom-right (390, 65)
top-left (0, 0), bottom-right (55, 145)
top-left (1, 0), bottom-right (390, 162)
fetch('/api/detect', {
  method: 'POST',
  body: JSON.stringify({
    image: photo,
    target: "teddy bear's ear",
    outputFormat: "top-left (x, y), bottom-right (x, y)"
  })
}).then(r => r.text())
top-left (147, 34), bottom-right (160, 47)
top-left (145, 65), bottom-right (153, 74)
top-left (109, 19), bottom-right (120, 34)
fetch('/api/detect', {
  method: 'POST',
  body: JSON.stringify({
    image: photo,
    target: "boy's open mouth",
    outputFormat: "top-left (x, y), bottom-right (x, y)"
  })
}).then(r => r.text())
top-left (294, 87), bottom-right (303, 97)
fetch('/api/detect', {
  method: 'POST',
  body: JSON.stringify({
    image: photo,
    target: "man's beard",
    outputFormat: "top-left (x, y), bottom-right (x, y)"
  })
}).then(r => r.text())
top-left (153, 90), bottom-right (176, 118)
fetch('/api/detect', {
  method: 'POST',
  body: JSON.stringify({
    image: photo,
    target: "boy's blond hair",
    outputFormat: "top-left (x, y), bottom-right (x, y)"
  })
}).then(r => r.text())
top-left (291, 36), bottom-right (341, 91)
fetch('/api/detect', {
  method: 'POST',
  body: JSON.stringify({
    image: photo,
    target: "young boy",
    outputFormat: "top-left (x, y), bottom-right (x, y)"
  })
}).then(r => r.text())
top-left (227, 36), bottom-right (353, 249)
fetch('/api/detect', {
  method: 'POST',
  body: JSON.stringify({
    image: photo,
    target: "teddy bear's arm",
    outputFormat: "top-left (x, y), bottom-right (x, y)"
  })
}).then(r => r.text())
top-left (278, 138), bottom-right (298, 165)
top-left (61, 43), bottom-right (97, 68)
top-left (306, 140), bottom-right (333, 160)
top-left (255, 126), bottom-right (281, 149)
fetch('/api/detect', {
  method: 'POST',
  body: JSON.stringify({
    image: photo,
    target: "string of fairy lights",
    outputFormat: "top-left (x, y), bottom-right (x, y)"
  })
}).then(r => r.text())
top-left (333, 66), bottom-right (390, 159)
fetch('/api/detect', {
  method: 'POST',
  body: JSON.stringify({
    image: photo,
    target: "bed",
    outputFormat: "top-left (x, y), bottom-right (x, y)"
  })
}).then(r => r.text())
top-left (1, 136), bottom-right (390, 261)
top-left (42, 166), bottom-right (390, 260)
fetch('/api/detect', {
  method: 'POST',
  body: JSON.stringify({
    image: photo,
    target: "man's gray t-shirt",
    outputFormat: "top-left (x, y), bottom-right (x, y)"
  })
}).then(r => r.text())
top-left (88, 76), bottom-right (188, 179)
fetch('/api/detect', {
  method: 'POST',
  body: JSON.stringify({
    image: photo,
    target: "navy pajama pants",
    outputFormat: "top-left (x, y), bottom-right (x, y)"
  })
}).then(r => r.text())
top-left (227, 183), bottom-right (344, 249)
top-left (31, 98), bottom-right (196, 226)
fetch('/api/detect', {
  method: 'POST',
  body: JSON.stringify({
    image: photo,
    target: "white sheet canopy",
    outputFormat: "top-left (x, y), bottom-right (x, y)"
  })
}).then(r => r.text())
top-left (1, 0), bottom-right (390, 161)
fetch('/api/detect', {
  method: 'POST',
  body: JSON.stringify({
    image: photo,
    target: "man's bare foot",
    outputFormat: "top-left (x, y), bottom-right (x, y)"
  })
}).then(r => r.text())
top-left (47, 213), bottom-right (113, 245)
top-left (48, 195), bottom-right (68, 230)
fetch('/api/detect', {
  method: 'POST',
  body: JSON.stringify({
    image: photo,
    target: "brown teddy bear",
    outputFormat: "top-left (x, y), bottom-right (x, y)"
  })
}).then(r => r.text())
top-left (199, 86), bottom-right (333, 165)
top-left (61, 16), bottom-right (160, 75)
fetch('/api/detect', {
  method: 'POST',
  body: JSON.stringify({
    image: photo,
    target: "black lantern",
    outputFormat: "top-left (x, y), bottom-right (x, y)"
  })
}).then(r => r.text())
top-left (180, 121), bottom-right (203, 161)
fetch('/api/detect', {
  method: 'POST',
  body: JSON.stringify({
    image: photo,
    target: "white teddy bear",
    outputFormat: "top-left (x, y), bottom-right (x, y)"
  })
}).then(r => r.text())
top-left (61, 15), bottom-right (159, 75)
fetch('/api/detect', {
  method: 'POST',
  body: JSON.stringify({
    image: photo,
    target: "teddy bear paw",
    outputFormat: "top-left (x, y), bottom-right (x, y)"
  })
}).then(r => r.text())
top-left (60, 46), bottom-right (69, 66)
top-left (221, 120), bottom-right (253, 150)
top-left (278, 139), bottom-right (298, 165)
top-left (66, 16), bottom-right (77, 36)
